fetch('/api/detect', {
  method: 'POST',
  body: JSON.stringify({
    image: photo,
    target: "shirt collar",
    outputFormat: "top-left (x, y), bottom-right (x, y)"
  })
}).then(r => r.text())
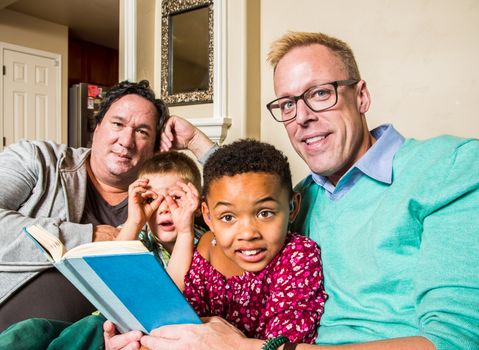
top-left (355, 124), bottom-right (405, 184)
top-left (311, 124), bottom-right (405, 190)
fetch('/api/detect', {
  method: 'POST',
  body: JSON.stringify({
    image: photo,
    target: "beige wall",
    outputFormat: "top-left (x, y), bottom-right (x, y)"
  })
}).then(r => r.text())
top-left (137, 0), bottom-right (156, 86)
top-left (260, 0), bottom-right (479, 183)
top-left (0, 9), bottom-right (69, 143)
top-left (138, 0), bottom-right (479, 183)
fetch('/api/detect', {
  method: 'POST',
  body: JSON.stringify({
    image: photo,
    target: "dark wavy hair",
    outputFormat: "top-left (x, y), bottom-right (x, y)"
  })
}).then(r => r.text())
top-left (95, 80), bottom-right (169, 150)
top-left (202, 138), bottom-right (293, 198)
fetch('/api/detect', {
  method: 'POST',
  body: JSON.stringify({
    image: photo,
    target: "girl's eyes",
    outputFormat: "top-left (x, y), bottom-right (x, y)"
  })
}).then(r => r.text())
top-left (258, 210), bottom-right (274, 219)
top-left (218, 210), bottom-right (274, 222)
top-left (220, 214), bottom-right (234, 223)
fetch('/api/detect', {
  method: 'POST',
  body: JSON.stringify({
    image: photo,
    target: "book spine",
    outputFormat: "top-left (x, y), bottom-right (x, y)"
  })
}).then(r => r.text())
top-left (23, 227), bottom-right (55, 263)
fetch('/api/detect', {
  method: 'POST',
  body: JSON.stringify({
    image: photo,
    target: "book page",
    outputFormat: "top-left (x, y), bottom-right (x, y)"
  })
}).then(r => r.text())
top-left (63, 240), bottom-right (148, 259)
top-left (25, 225), bottom-right (66, 262)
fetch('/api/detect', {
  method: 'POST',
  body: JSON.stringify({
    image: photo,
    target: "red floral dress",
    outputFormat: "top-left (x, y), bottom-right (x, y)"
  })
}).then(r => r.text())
top-left (183, 233), bottom-right (327, 343)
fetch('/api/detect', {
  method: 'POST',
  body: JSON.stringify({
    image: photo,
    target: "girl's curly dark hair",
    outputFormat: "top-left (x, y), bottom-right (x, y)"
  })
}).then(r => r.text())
top-left (94, 80), bottom-right (169, 151)
top-left (202, 138), bottom-right (293, 198)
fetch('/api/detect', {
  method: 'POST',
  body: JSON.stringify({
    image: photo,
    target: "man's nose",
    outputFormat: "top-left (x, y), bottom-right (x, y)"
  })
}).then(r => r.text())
top-left (295, 99), bottom-right (316, 125)
top-left (118, 128), bottom-right (135, 148)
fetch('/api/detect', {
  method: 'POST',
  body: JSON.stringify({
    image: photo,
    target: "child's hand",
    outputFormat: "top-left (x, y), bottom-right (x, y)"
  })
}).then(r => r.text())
top-left (117, 178), bottom-right (163, 241)
top-left (128, 178), bottom-right (162, 224)
top-left (163, 181), bottom-right (199, 291)
top-left (165, 181), bottom-right (199, 235)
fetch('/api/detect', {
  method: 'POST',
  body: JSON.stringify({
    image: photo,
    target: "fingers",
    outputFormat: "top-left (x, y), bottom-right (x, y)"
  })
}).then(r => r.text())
top-left (141, 319), bottom-right (246, 350)
top-left (129, 178), bottom-right (160, 205)
top-left (164, 194), bottom-right (180, 211)
top-left (150, 193), bottom-right (164, 205)
top-left (173, 181), bottom-right (199, 202)
top-left (161, 116), bottom-right (175, 140)
top-left (128, 179), bottom-right (149, 201)
top-left (160, 138), bottom-right (172, 152)
top-left (160, 117), bottom-right (175, 152)
top-left (142, 325), bottom-right (199, 350)
top-left (141, 190), bottom-right (158, 203)
top-left (103, 321), bottom-right (143, 350)
top-left (93, 225), bottom-right (120, 242)
top-left (108, 332), bottom-right (143, 350)
top-left (177, 181), bottom-right (200, 198)
top-left (141, 335), bottom-right (177, 350)
top-left (129, 178), bottom-right (149, 190)
top-left (159, 115), bottom-right (197, 152)
top-left (104, 320), bottom-right (117, 336)
top-left (149, 324), bottom-right (187, 338)
top-left (167, 182), bottom-right (199, 211)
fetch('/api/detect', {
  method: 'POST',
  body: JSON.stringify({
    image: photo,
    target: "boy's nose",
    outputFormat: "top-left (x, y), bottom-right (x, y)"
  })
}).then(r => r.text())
top-left (158, 208), bottom-right (170, 215)
top-left (157, 197), bottom-right (170, 214)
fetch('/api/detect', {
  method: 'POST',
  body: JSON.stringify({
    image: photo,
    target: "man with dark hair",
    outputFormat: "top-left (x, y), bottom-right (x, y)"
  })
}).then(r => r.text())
top-left (0, 80), bottom-right (208, 331)
top-left (95, 80), bottom-right (169, 151)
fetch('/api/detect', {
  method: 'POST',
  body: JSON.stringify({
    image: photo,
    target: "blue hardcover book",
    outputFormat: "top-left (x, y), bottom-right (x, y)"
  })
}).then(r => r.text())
top-left (23, 225), bottom-right (201, 333)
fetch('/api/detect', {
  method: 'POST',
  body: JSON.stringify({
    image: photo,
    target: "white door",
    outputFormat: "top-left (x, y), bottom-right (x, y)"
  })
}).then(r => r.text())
top-left (1, 43), bottom-right (61, 151)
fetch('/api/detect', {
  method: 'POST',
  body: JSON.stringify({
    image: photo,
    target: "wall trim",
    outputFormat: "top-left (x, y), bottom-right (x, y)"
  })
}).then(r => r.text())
top-left (122, 0), bottom-right (137, 82)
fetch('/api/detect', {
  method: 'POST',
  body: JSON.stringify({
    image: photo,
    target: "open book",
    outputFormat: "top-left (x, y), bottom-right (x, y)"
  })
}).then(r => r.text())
top-left (24, 225), bottom-right (201, 333)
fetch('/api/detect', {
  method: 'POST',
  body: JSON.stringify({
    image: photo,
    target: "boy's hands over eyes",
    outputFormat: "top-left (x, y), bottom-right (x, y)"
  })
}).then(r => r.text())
top-left (165, 181), bottom-right (199, 235)
top-left (117, 178), bottom-right (162, 241)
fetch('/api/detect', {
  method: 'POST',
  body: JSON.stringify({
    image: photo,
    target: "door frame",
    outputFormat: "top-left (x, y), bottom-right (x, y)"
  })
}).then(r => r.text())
top-left (0, 41), bottom-right (62, 150)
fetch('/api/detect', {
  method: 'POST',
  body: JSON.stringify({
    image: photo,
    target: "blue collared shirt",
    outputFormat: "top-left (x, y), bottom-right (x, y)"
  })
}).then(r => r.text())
top-left (311, 124), bottom-right (405, 200)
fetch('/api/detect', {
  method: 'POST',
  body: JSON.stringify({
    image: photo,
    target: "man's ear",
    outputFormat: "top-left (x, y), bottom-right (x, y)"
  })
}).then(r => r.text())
top-left (356, 80), bottom-right (371, 114)
top-left (201, 201), bottom-right (213, 231)
top-left (289, 191), bottom-right (301, 222)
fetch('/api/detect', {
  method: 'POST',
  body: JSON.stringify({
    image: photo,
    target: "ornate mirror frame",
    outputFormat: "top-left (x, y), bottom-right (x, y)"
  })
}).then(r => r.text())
top-left (161, 0), bottom-right (214, 105)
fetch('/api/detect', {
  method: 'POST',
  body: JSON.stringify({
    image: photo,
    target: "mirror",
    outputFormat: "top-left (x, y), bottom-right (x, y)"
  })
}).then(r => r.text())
top-left (161, 0), bottom-right (214, 105)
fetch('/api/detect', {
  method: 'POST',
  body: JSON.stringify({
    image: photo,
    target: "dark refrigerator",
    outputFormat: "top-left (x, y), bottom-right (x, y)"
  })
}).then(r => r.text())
top-left (68, 83), bottom-right (109, 148)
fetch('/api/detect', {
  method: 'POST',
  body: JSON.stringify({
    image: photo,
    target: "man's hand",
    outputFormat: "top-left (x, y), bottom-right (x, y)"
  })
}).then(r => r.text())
top-left (93, 225), bottom-right (120, 242)
top-left (140, 317), bottom-right (260, 350)
top-left (160, 115), bottom-right (214, 159)
top-left (104, 320), bottom-right (143, 350)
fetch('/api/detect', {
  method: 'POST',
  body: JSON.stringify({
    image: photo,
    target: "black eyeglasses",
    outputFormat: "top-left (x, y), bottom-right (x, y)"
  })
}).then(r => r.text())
top-left (266, 80), bottom-right (359, 122)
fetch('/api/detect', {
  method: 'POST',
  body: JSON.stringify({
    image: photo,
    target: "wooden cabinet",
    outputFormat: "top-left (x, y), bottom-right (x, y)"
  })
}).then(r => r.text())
top-left (68, 37), bottom-right (118, 87)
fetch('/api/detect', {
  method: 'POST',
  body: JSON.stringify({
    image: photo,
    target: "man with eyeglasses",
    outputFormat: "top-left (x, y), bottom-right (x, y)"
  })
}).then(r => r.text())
top-left (104, 32), bottom-right (479, 350)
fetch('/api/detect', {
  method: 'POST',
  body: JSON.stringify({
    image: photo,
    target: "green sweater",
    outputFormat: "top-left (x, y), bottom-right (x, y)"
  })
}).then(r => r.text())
top-left (293, 135), bottom-right (479, 350)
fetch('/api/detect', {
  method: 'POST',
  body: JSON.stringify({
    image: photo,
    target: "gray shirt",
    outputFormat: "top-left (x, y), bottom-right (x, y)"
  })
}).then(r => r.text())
top-left (0, 140), bottom-right (94, 303)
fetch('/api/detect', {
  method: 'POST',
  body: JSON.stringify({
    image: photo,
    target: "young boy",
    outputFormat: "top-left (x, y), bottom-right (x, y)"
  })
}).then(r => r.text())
top-left (115, 151), bottom-right (204, 288)
top-left (116, 151), bottom-right (204, 265)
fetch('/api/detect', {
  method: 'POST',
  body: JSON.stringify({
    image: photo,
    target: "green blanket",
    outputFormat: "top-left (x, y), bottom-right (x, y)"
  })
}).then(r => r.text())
top-left (0, 314), bottom-right (106, 350)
